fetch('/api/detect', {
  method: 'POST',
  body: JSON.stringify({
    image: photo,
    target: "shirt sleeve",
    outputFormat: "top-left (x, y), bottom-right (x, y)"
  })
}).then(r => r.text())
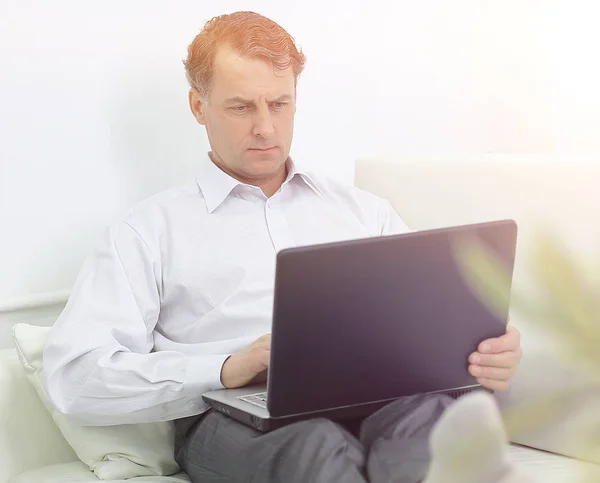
top-left (41, 220), bottom-right (230, 426)
top-left (379, 199), bottom-right (414, 236)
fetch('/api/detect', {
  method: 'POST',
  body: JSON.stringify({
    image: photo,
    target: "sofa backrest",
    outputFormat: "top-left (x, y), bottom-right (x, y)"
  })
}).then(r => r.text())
top-left (354, 154), bottom-right (600, 350)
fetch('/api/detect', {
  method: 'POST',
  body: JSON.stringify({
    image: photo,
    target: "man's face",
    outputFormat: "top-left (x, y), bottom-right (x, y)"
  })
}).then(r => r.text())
top-left (189, 46), bottom-right (296, 183)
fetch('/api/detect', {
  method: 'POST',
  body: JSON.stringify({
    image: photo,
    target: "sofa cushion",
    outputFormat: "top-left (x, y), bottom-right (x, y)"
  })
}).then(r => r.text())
top-left (11, 323), bottom-right (181, 481)
top-left (7, 462), bottom-right (190, 483)
top-left (507, 444), bottom-right (600, 482)
top-left (0, 348), bottom-right (79, 483)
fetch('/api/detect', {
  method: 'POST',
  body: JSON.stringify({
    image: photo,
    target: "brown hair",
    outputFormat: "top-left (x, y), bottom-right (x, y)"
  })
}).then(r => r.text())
top-left (183, 11), bottom-right (307, 98)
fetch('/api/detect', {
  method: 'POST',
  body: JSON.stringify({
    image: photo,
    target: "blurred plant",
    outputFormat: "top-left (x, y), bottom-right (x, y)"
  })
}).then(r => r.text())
top-left (451, 225), bottom-right (600, 481)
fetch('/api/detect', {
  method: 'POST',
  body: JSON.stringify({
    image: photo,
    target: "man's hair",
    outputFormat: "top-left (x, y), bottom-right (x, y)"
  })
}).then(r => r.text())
top-left (183, 11), bottom-right (306, 99)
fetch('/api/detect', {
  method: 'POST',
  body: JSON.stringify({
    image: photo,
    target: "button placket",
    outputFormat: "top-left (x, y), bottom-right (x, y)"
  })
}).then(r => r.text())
top-left (265, 200), bottom-right (295, 251)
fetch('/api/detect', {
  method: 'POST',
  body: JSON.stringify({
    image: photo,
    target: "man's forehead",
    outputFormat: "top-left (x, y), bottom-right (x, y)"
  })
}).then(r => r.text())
top-left (212, 46), bottom-right (295, 99)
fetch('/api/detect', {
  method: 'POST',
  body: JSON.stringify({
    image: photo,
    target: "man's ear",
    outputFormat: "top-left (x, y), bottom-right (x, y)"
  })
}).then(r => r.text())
top-left (188, 87), bottom-right (207, 125)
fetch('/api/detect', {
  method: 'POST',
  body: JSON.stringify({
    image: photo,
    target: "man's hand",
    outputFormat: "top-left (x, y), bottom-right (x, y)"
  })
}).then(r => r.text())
top-left (468, 318), bottom-right (522, 392)
top-left (220, 334), bottom-right (271, 389)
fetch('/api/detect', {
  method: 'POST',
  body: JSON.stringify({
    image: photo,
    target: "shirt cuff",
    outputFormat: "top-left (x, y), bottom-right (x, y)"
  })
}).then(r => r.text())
top-left (182, 353), bottom-right (231, 407)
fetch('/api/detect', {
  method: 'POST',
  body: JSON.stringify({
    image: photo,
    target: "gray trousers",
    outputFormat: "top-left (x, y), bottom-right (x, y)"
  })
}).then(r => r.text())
top-left (174, 393), bottom-right (455, 483)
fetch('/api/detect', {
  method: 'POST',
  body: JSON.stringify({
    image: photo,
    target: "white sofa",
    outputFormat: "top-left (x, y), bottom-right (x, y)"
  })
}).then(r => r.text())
top-left (1, 155), bottom-right (599, 483)
top-left (355, 155), bottom-right (600, 482)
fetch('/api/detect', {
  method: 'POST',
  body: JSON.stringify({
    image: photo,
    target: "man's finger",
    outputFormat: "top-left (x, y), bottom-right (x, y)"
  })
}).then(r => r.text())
top-left (476, 377), bottom-right (510, 392)
top-left (478, 324), bottom-right (521, 354)
top-left (469, 364), bottom-right (515, 381)
top-left (468, 349), bottom-right (521, 369)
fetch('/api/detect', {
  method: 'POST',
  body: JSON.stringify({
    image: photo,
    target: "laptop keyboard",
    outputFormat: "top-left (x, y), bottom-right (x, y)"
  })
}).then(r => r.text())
top-left (239, 392), bottom-right (268, 409)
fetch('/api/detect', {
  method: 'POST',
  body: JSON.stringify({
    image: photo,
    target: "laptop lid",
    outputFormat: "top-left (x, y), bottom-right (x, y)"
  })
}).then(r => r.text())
top-left (266, 219), bottom-right (518, 418)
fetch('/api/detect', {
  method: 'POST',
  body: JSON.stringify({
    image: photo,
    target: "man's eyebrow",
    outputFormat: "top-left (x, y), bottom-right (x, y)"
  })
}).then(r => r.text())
top-left (223, 95), bottom-right (293, 105)
top-left (223, 96), bottom-right (252, 105)
top-left (270, 95), bottom-right (292, 102)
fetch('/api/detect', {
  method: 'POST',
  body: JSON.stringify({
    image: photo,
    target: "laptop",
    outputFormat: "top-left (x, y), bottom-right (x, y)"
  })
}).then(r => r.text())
top-left (203, 219), bottom-right (518, 432)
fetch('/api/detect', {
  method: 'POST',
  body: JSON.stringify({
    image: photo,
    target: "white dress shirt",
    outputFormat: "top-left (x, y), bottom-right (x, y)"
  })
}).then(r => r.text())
top-left (42, 155), bottom-right (411, 426)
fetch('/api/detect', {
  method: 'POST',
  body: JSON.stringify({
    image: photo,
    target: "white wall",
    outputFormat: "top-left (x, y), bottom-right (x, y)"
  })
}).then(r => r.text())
top-left (1, 1), bottom-right (599, 344)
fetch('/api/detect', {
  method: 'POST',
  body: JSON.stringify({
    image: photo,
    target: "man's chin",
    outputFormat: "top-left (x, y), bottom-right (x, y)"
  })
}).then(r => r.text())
top-left (244, 152), bottom-right (286, 169)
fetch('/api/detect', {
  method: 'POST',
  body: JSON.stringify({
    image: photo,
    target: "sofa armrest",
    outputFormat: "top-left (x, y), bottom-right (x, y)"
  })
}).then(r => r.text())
top-left (495, 321), bottom-right (600, 465)
top-left (0, 348), bottom-right (77, 482)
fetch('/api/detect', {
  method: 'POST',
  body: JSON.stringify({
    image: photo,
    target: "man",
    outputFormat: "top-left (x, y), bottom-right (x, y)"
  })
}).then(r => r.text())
top-left (42, 11), bottom-right (526, 483)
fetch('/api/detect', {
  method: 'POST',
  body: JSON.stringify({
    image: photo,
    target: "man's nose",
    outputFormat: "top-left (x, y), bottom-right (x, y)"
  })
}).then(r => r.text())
top-left (252, 105), bottom-right (275, 138)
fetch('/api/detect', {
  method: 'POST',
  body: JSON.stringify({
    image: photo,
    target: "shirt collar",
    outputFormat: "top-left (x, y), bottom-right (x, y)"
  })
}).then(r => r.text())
top-left (196, 154), bottom-right (241, 213)
top-left (285, 158), bottom-right (324, 199)
top-left (196, 153), bottom-right (324, 213)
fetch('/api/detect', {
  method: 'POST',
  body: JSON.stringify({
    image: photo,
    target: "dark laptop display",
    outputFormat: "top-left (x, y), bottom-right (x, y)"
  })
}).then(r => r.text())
top-left (203, 220), bottom-right (518, 431)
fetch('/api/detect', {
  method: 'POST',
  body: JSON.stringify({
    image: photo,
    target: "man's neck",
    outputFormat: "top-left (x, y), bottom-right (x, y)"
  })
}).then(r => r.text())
top-left (258, 166), bottom-right (288, 198)
top-left (209, 152), bottom-right (288, 198)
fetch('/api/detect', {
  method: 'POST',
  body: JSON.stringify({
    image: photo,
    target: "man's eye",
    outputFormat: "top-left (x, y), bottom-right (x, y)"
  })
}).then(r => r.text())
top-left (233, 105), bottom-right (248, 113)
top-left (271, 102), bottom-right (287, 110)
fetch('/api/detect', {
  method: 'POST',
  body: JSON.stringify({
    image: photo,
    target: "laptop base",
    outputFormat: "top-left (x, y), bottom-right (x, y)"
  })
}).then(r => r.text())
top-left (203, 384), bottom-right (489, 433)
